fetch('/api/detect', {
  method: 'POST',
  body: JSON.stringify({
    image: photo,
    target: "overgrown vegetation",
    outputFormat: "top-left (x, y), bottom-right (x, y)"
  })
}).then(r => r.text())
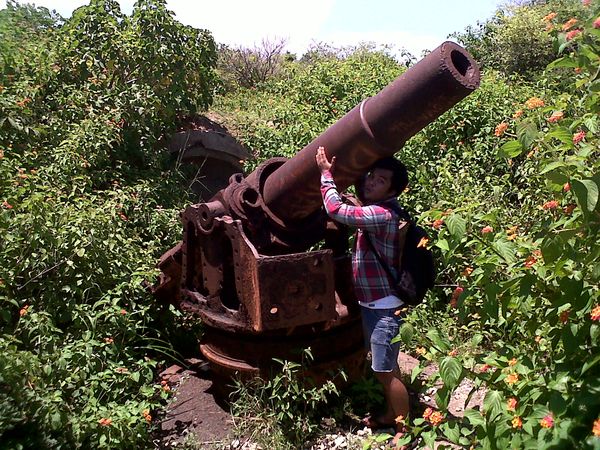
top-left (2, 0), bottom-right (599, 448)
top-left (0, 0), bottom-right (216, 447)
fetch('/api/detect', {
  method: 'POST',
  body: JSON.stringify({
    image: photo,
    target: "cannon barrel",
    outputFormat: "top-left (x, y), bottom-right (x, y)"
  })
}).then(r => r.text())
top-left (261, 41), bottom-right (480, 222)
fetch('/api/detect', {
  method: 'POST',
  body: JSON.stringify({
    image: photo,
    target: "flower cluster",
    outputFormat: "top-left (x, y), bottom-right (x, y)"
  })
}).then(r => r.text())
top-left (505, 373), bottom-right (519, 385)
top-left (494, 122), bottom-right (508, 137)
top-left (525, 97), bottom-right (545, 109)
top-left (547, 111), bottom-right (563, 123)
top-left (481, 226), bottom-right (493, 234)
top-left (591, 305), bottom-right (600, 322)
top-left (573, 130), bottom-right (586, 144)
top-left (143, 409), bottom-right (152, 423)
top-left (423, 407), bottom-right (444, 426)
top-left (432, 218), bottom-right (444, 229)
top-left (98, 418), bottom-right (112, 426)
top-left (507, 397), bottom-right (518, 411)
top-left (542, 200), bottom-right (559, 210)
top-left (540, 414), bottom-right (554, 429)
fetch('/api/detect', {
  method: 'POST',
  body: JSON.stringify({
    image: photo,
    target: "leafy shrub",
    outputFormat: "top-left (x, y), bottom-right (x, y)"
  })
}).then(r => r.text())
top-left (0, 0), bottom-right (217, 447)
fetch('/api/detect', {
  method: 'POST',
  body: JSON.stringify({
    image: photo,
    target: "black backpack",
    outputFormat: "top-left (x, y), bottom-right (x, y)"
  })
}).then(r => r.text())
top-left (364, 204), bottom-right (436, 306)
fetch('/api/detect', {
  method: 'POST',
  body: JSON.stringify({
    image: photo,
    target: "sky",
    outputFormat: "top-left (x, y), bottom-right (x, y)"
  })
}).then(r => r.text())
top-left (0, 0), bottom-right (504, 58)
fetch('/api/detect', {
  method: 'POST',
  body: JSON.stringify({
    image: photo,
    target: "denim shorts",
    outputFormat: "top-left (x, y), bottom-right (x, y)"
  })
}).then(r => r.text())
top-left (360, 306), bottom-right (402, 373)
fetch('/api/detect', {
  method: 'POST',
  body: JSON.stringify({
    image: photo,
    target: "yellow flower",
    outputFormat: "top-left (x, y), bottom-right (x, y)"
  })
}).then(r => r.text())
top-left (508, 358), bottom-right (517, 366)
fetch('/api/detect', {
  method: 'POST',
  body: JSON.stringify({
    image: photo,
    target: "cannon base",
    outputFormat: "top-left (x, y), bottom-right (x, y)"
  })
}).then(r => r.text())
top-left (199, 316), bottom-right (366, 398)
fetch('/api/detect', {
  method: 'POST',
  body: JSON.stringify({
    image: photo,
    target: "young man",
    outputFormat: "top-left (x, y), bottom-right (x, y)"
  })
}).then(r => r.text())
top-left (316, 146), bottom-right (410, 433)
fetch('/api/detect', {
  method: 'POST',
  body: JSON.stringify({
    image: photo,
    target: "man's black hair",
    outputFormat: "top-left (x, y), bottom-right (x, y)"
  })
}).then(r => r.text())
top-left (371, 157), bottom-right (408, 195)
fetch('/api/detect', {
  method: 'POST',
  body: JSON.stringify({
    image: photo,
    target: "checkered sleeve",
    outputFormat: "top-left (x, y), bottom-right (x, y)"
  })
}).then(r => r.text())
top-left (320, 171), bottom-right (392, 231)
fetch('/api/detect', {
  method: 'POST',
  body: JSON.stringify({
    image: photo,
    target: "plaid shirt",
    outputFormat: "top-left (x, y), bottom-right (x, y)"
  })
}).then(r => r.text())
top-left (320, 170), bottom-right (404, 303)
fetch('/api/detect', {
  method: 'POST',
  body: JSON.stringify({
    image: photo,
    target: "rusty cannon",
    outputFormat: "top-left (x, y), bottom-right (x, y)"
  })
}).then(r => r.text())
top-left (152, 41), bottom-right (480, 391)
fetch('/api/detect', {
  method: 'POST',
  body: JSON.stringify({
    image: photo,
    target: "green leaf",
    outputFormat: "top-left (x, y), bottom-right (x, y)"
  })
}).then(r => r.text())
top-left (463, 409), bottom-right (485, 427)
top-left (446, 214), bottom-right (466, 240)
top-left (440, 356), bottom-right (462, 388)
top-left (517, 119), bottom-right (538, 149)
top-left (582, 354), bottom-right (600, 375)
top-left (541, 235), bottom-right (564, 263)
top-left (435, 238), bottom-right (450, 252)
top-left (483, 390), bottom-right (503, 420)
top-left (547, 127), bottom-right (575, 147)
top-left (399, 322), bottom-right (414, 345)
top-left (571, 178), bottom-right (599, 213)
top-left (426, 329), bottom-right (450, 351)
top-left (539, 160), bottom-right (567, 175)
top-left (499, 140), bottom-right (523, 158)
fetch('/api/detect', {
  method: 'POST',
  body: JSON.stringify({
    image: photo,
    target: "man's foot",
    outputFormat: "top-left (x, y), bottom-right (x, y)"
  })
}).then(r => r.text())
top-left (361, 414), bottom-right (395, 429)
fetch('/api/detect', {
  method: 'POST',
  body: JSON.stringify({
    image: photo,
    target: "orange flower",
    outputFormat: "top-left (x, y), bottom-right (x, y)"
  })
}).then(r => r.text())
top-left (591, 305), bottom-right (600, 321)
top-left (540, 414), bottom-right (554, 428)
top-left (573, 130), bottom-right (586, 144)
top-left (559, 310), bottom-right (570, 324)
top-left (432, 218), bottom-right (444, 229)
top-left (120, 309), bottom-right (127, 315)
top-left (423, 407), bottom-right (433, 419)
top-left (593, 418), bottom-right (600, 436)
top-left (481, 226), bottom-right (493, 234)
top-left (417, 237), bottom-right (429, 248)
top-left (562, 18), bottom-right (578, 31)
top-left (104, 337), bottom-right (114, 344)
top-left (143, 409), bottom-right (152, 423)
top-left (547, 111), bottom-right (564, 123)
top-left (513, 109), bottom-right (524, 119)
top-left (19, 305), bottom-right (29, 317)
top-left (16, 98), bottom-right (32, 108)
top-left (507, 398), bottom-right (518, 411)
top-left (566, 29), bottom-right (582, 40)
top-left (525, 97), bottom-right (545, 109)
top-left (543, 12), bottom-right (557, 22)
top-left (542, 200), bottom-right (559, 210)
top-left (508, 358), bottom-right (517, 366)
top-left (98, 418), bottom-right (112, 426)
top-left (448, 349), bottom-right (458, 357)
top-left (505, 373), bottom-right (519, 385)
top-left (563, 182), bottom-right (570, 192)
top-left (512, 416), bottom-right (523, 429)
top-left (575, 67), bottom-right (582, 74)
top-left (494, 122), bottom-right (509, 137)
top-left (429, 411), bottom-right (444, 426)
top-left (462, 267), bottom-right (474, 277)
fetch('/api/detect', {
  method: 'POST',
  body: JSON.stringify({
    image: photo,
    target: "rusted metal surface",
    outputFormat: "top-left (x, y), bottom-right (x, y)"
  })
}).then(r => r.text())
top-left (152, 42), bottom-right (480, 392)
top-left (261, 41), bottom-right (480, 222)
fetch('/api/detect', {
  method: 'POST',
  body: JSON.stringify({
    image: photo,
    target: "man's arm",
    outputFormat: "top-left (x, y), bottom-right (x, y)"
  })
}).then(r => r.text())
top-left (316, 147), bottom-right (392, 230)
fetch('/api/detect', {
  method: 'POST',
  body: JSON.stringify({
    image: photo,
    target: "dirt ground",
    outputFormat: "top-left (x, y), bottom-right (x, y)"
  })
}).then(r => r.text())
top-left (153, 353), bottom-right (485, 449)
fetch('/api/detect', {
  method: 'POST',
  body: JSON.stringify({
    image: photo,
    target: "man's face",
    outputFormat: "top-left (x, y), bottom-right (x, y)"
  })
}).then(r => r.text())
top-left (362, 168), bottom-right (396, 203)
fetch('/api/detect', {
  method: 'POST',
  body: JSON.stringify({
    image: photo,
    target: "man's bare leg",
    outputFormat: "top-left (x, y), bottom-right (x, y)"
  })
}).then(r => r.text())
top-left (374, 371), bottom-right (409, 422)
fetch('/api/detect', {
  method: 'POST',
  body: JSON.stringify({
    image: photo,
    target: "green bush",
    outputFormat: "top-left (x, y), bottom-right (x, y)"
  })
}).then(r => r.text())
top-left (0, 0), bottom-right (217, 447)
